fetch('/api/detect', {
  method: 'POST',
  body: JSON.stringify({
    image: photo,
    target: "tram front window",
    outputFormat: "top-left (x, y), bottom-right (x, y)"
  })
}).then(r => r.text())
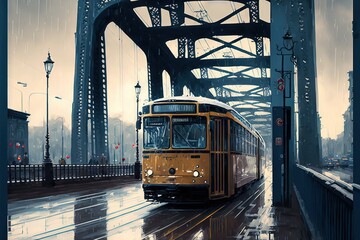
top-left (172, 117), bottom-right (207, 149)
top-left (144, 117), bottom-right (170, 149)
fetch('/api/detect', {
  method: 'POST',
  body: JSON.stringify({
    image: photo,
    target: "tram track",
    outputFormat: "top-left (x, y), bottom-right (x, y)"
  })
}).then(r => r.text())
top-left (162, 204), bottom-right (226, 240)
top-left (9, 172), bottom-right (274, 240)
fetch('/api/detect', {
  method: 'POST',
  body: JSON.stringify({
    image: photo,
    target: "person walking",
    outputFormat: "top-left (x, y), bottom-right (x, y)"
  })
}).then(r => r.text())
top-left (23, 153), bottom-right (29, 165)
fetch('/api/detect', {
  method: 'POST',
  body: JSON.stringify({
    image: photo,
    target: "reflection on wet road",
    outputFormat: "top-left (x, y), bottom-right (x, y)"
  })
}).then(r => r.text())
top-left (8, 168), bottom-right (307, 239)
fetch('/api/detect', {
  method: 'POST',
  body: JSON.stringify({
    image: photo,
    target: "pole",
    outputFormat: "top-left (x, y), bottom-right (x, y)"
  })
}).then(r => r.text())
top-left (281, 53), bottom-right (288, 205)
top-left (28, 92), bottom-right (45, 113)
top-left (16, 89), bottom-right (24, 112)
top-left (122, 131), bottom-right (124, 164)
top-left (134, 95), bottom-right (140, 179)
top-left (61, 118), bottom-right (64, 159)
top-left (20, 91), bottom-right (23, 112)
top-left (43, 72), bottom-right (54, 187)
top-left (45, 73), bottom-right (50, 162)
top-left (114, 125), bottom-right (116, 165)
top-left (136, 96), bottom-right (139, 164)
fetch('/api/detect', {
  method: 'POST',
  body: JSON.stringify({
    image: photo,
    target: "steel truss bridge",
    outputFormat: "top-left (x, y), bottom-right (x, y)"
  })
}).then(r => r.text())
top-left (71, 0), bottom-right (319, 167)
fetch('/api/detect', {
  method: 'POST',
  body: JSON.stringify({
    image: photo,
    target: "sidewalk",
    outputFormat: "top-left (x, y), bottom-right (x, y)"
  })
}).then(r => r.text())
top-left (8, 176), bottom-right (140, 202)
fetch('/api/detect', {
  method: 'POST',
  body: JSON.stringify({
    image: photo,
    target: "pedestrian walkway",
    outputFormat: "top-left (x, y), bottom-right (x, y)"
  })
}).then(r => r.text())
top-left (8, 176), bottom-right (138, 202)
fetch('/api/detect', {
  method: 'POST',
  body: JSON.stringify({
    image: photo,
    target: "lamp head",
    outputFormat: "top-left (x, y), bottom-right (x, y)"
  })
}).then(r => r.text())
top-left (283, 31), bottom-right (294, 50)
top-left (134, 81), bottom-right (141, 98)
top-left (44, 52), bottom-right (54, 75)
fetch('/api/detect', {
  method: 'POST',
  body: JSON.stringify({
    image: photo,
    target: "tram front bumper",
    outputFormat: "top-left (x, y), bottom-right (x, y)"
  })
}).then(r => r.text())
top-left (143, 184), bottom-right (209, 202)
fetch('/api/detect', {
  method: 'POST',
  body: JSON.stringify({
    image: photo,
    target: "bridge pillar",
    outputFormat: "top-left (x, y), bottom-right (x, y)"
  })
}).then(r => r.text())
top-left (147, 54), bottom-right (164, 100)
top-left (271, 1), bottom-right (296, 206)
top-left (353, 0), bottom-right (360, 238)
top-left (72, 1), bottom-right (115, 164)
top-left (0, 0), bottom-right (7, 238)
top-left (292, 0), bottom-right (321, 166)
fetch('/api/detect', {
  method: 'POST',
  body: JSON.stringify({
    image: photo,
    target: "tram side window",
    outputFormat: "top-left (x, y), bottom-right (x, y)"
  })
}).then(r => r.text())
top-left (250, 133), bottom-right (253, 155)
top-left (223, 118), bottom-right (228, 151)
top-left (245, 130), bottom-right (250, 155)
top-left (230, 121), bottom-right (243, 152)
top-left (253, 136), bottom-right (255, 155)
top-left (230, 122), bottom-right (236, 151)
top-left (143, 117), bottom-right (170, 149)
top-left (172, 116), bottom-right (207, 149)
top-left (255, 137), bottom-right (258, 155)
top-left (241, 127), bottom-right (245, 153)
top-left (243, 130), bottom-right (247, 154)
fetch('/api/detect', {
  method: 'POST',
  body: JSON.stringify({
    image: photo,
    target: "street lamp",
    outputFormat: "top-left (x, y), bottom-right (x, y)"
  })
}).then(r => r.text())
top-left (134, 81), bottom-right (141, 179)
top-left (276, 30), bottom-right (296, 206)
top-left (43, 52), bottom-right (55, 187)
top-left (54, 96), bottom-right (64, 160)
top-left (113, 119), bottom-right (121, 165)
top-left (56, 117), bottom-right (64, 160)
top-left (16, 81), bottom-right (27, 112)
top-left (28, 92), bottom-right (46, 113)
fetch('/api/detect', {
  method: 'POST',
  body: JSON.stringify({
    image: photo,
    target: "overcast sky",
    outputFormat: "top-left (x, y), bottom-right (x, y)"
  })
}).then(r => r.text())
top-left (315, 0), bottom-right (353, 139)
top-left (8, 0), bottom-right (353, 139)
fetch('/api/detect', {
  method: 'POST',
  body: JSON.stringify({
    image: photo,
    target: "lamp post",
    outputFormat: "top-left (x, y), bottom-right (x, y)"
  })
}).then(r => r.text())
top-left (276, 30), bottom-right (296, 206)
top-left (134, 81), bottom-right (141, 179)
top-left (43, 52), bottom-right (55, 187)
top-left (113, 119), bottom-right (121, 165)
top-left (54, 96), bottom-right (65, 160)
top-left (28, 92), bottom-right (46, 113)
top-left (16, 82), bottom-right (27, 112)
top-left (56, 117), bottom-right (64, 160)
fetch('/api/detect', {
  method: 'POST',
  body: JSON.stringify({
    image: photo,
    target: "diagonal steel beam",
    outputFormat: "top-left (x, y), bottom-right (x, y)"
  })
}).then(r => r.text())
top-left (201, 77), bottom-right (270, 88)
top-left (148, 22), bottom-right (270, 40)
top-left (178, 56), bottom-right (270, 70)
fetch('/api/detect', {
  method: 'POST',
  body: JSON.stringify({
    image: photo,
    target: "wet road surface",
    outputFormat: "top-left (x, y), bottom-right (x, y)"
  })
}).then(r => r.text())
top-left (8, 169), bottom-right (309, 239)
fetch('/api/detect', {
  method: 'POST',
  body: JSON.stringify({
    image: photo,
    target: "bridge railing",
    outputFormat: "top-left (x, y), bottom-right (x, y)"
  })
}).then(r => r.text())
top-left (293, 164), bottom-right (353, 240)
top-left (7, 164), bottom-right (137, 184)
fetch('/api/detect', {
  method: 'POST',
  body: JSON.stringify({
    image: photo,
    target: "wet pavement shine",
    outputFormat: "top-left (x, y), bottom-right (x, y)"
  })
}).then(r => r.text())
top-left (8, 169), bottom-right (310, 239)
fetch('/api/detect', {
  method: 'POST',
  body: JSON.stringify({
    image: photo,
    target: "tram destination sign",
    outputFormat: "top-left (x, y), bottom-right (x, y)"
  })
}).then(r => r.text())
top-left (153, 104), bottom-right (196, 113)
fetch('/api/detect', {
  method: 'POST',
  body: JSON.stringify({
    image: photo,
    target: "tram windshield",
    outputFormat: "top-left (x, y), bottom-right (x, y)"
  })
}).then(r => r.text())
top-left (143, 117), bottom-right (170, 149)
top-left (172, 117), bottom-right (207, 149)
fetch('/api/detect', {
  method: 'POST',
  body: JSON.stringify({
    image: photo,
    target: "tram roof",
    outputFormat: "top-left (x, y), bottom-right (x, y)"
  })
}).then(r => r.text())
top-left (145, 96), bottom-right (265, 143)
top-left (148, 96), bottom-right (233, 111)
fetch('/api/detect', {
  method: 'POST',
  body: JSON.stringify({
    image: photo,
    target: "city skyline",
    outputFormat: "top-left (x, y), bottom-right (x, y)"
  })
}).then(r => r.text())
top-left (8, 0), bottom-right (353, 139)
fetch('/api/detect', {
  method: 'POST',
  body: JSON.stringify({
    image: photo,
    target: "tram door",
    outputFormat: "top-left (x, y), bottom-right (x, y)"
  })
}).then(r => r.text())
top-left (210, 118), bottom-right (228, 197)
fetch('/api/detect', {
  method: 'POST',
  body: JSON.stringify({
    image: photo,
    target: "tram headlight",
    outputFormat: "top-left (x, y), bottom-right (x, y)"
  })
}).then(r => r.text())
top-left (147, 169), bottom-right (153, 176)
top-left (193, 170), bottom-right (200, 178)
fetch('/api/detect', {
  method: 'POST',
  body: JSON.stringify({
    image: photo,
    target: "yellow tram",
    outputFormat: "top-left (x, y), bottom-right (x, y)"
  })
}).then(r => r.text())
top-left (141, 96), bottom-right (265, 202)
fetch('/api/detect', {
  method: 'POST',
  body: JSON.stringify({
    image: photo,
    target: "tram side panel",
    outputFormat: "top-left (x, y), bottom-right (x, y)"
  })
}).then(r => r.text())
top-left (232, 154), bottom-right (258, 189)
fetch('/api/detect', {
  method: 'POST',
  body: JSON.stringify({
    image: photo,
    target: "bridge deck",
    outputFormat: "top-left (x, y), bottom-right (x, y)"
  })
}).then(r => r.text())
top-left (8, 171), bottom-right (310, 239)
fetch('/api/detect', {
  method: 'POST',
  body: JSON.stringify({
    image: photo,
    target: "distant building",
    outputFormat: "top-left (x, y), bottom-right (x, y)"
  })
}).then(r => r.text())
top-left (8, 109), bottom-right (30, 164)
top-left (343, 71), bottom-right (353, 156)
